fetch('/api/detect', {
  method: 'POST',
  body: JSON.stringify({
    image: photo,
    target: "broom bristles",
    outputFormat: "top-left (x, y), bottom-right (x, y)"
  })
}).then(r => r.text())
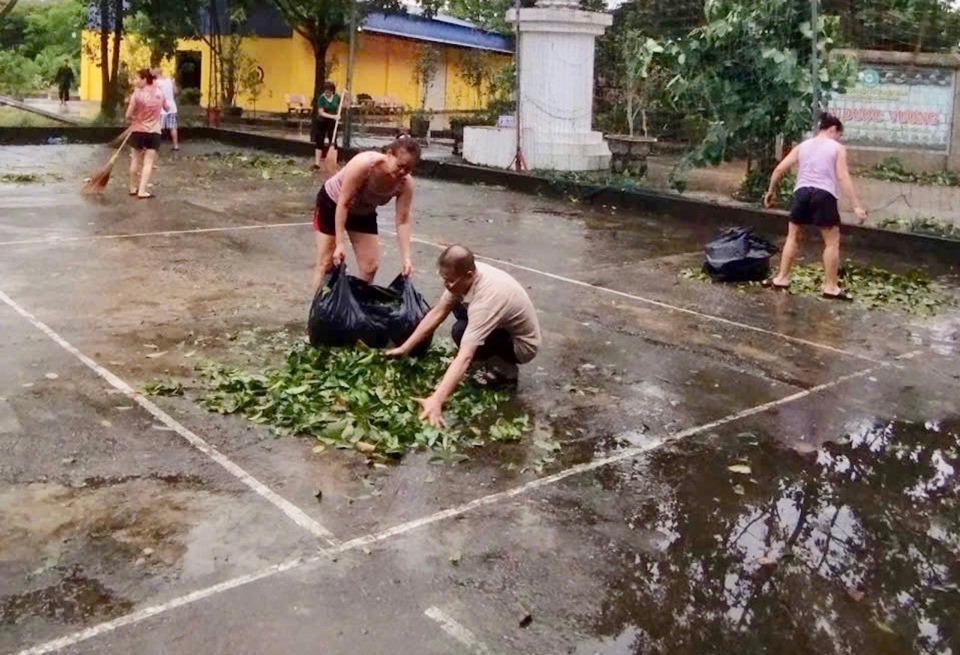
top-left (81, 161), bottom-right (115, 194)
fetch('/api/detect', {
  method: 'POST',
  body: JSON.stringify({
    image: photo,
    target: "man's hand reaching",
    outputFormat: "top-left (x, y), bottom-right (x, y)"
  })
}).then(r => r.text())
top-left (416, 396), bottom-right (447, 428)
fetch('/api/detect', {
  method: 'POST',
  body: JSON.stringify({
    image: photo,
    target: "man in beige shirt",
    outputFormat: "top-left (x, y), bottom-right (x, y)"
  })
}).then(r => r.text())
top-left (387, 244), bottom-right (541, 426)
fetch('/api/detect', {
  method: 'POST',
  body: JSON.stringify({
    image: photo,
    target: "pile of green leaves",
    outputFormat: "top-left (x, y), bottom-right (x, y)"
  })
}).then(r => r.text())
top-left (198, 341), bottom-right (529, 456)
top-left (0, 172), bottom-right (43, 183)
top-left (860, 157), bottom-right (960, 187)
top-left (681, 262), bottom-right (954, 315)
top-left (190, 152), bottom-right (310, 180)
top-left (878, 217), bottom-right (960, 241)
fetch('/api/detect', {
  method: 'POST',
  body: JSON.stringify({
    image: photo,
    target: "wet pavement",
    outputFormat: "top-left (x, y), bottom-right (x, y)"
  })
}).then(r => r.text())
top-left (0, 141), bottom-right (959, 655)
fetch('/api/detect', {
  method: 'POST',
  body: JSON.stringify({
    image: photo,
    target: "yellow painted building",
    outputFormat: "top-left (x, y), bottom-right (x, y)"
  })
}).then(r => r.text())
top-left (80, 10), bottom-right (512, 114)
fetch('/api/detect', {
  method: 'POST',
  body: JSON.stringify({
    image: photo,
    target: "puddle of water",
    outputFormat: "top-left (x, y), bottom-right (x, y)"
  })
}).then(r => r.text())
top-left (0, 567), bottom-right (133, 625)
top-left (582, 418), bottom-right (960, 654)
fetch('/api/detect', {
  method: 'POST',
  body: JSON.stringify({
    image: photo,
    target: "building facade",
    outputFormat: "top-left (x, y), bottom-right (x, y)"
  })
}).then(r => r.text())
top-left (80, 8), bottom-right (512, 115)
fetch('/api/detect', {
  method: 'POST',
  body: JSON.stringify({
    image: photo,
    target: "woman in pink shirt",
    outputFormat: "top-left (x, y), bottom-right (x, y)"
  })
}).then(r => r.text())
top-left (764, 113), bottom-right (868, 300)
top-left (125, 69), bottom-right (168, 199)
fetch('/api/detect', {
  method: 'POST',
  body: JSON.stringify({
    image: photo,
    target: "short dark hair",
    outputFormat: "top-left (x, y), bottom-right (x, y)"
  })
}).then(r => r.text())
top-left (137, 68), bottom-right (155, 84)
top-left (385, 135), bottom-right (422, 163)
top-left (323, 81), bottom-right (336, 93)
top-left (819, 112), bottom-right (843, 133)
top-left (438, 244), bottom-right (475, 276)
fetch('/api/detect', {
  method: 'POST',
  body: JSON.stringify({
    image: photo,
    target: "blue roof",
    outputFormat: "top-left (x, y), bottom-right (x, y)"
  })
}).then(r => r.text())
top-left (363, 13), bottom-right (513, 54)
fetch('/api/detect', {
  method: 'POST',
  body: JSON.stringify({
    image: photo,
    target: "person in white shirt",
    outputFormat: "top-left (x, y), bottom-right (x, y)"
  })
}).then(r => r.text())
top-left (152, 68), bottom-right (179, 151)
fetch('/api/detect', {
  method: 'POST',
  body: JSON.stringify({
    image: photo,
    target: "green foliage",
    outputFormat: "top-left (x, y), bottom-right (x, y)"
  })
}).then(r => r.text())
top-left (859, 157), bottom-right (960, 186)
top-left (197, 341), bottom-right (530, 456)
top-left (143, 379), bottom-right (185, 396)
top-left (0, 50), bottom-right (41, 97)
top-left (189, 151), bottom-right (312, 179)
top-left (737, 168), bottom-right (796, 204)
top-left (412, 44), bottom-right (442, 110)
top-left (445, 0), bottom-right (606, 34)
top-left (681, 262), bottom-right (955, 315)
top-left (0, 0), bottom-right (82, 94)
top-left (619, 30), bottom-right (664, 137)
top-left (823, 0), bottom-right (960, 53)
top-left (666, 0), bottom-right (858, 190)
top-left (878, 216), bottom-right (960, 240)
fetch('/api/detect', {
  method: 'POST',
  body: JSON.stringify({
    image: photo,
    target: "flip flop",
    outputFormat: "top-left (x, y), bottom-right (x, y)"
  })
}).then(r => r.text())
top-left (136, 193), bottom-right (156, 200)
top-left (762, 279), bottom-right (790, 290)
top-left (822, 289), bottom-right (854, 301)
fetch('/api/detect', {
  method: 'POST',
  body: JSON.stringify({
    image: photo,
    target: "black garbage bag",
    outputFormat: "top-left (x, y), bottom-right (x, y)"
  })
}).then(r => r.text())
top-left (387, 275), bottom-right (432, 356)
top-left (308, 264), bottom-right (390, 348)
top-left (703, 227), bottom-right (777, 282)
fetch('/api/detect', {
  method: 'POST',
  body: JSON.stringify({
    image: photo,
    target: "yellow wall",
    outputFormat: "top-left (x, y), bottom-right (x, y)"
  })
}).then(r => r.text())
top-left (80, 29), bottom-right (511, 113)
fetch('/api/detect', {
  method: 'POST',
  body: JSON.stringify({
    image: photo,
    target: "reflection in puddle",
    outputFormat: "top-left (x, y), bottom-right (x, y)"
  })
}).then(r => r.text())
top-left (588, 419), bottom-right (960, 654)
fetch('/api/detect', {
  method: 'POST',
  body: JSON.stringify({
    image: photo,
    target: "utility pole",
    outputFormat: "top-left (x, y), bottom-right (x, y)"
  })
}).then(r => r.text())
top-left (343, 0), bottom-right (358, 149)
top-left (810, 0), bottom-right (821, 132)
top-left (510, 0), bottom-right (526, 171)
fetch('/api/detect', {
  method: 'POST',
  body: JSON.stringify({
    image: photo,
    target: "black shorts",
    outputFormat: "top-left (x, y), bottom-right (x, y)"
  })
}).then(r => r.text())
top-left (131, 131), bottom-right (161, 151)
top-left (313, 186), bottom-right (378, 236)
top-left (790, 187), bottom-right (841, 228)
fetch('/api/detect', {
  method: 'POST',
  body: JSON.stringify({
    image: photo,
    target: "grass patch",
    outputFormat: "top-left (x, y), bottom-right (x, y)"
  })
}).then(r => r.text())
top-left (859, 157), bottom-right (960, 187)
top-left (878, 217), bottom-right (960, 241)
top-left (195, 341), bottom-right (530, 457)
top-left (0, 107), bottom-right (63, 127)
top-left (0, 172), bottom-right (43, 183)
top-left (681, 262), bottom-right (955, 315)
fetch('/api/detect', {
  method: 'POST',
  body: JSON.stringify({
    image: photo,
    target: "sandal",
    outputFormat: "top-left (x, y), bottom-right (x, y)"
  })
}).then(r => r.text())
top-left (137, 193), bottom-right (156, 200)
top-left (762, 279), bottom-right (790, 291)
top-left (822, 289), bottom-right (854, 301)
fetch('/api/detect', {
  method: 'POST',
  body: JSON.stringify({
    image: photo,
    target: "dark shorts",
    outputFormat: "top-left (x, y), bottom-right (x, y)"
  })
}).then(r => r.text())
top-left (790, 187), bottom-right (841, 228)
top-left (58, 86), bottom-right (70, 102)
top-left (131, 131), bottom-right (161, 151)
top-left (313, 117), bottom-right (336, 150)
top-left (313, 186), bottom-right (378, 236)
top-left (451, 305), bottom-right (519, 364)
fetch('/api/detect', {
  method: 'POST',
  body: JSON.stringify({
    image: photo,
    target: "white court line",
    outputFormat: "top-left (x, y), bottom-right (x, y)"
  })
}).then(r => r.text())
top-left (13, 555), bottom-right (311, 655)
top-left (425, 607), bottom-right (494, 655)
top-left (9, 360), bottom-right (887, 655)
top-left (396, 232), bottom-right (884, 365)
top-left (1, 219), bottom-right (881, 364)
top-left (0, 289), bottom-right (337, 546)
top-left (0, 222), bottom-right (311, 247)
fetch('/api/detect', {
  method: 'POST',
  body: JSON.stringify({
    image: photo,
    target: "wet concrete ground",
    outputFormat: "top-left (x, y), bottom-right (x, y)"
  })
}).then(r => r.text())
top-left (1, 141), bottom-right (959, 655)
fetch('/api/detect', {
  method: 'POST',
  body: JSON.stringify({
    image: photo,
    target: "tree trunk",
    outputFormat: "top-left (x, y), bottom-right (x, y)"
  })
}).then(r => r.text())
top-left (99, 0), bottom-right (112, 115)
top-left (107, 0), bottom-right (123, 117)
top-left (310, 35), bottom-right (330, 116)
top-left (626, 89), bottom-right (635, 137)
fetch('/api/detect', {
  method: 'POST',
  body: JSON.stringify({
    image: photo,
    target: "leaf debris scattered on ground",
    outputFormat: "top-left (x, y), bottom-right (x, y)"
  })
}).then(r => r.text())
top-left (681, 262), bottom-right (955, 315)
top-left (196, 341), bottom-right (530, 456)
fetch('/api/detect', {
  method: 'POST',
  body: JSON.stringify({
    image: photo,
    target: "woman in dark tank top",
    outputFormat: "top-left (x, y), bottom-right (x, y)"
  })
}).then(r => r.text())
top-left (311, 136), bottom-right (422, 292)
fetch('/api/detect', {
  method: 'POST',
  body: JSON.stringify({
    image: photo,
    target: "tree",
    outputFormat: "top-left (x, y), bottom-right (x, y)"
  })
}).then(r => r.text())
top-left (87, 0), bottom-right (126, 117)
top-left (665, 0), bottom-right (857, 198)
top-left (270, 0), bottom-right (444, 114)
top-left (457, 48), bottom-right (494, 107)
top-left (128, 0), bottom-right (204, 66)
top-left (0, 0), bottom-right (19, 24)
top-left (412, 44), bottom-right (442, 110)
top-left (619, 30), bottom-right (664, 137)
top-left (823, 0), bottom-right (960, 53)
top-left (446, 0), bottom-right (606, 34)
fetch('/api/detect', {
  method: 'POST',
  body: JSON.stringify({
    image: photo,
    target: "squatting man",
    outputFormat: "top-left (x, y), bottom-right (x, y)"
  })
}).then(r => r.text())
top-left (387, 245), bottom-right (542, 427)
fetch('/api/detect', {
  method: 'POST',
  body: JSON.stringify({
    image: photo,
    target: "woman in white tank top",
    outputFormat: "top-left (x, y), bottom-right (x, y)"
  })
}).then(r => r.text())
top-left (311, 137), bottom-right (421, 292)
top-left (763, 113), bottom-right (868, 301)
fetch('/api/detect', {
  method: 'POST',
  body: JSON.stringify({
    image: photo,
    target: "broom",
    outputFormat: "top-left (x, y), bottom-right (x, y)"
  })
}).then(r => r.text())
top-left (324, 90), bottom-right (349, 172)
top-left (106, 125), bottom-right (133, 148)
top-left (83, 129), bottom-right (133, 194)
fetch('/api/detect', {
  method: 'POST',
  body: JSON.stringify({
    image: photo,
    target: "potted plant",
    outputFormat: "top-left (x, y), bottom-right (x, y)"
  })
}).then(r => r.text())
top-left (606, 30), bottom-right (662, 177)
top-left (410, 108), bottom-right (431, 138)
